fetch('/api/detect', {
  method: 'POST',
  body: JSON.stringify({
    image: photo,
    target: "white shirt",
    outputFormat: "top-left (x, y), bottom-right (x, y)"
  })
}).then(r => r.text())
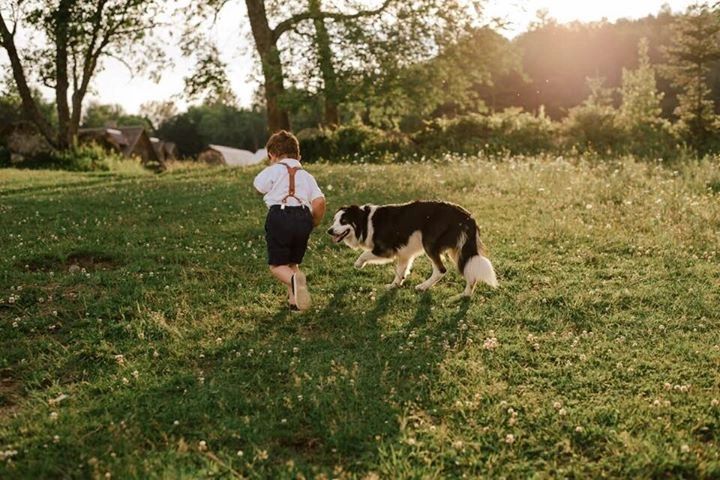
top-left (253, 158), bottom-right (324, 210)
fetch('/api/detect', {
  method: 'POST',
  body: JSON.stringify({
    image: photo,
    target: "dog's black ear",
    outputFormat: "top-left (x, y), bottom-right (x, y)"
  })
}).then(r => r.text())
top-left (353, 206), bottom-right (370, 242)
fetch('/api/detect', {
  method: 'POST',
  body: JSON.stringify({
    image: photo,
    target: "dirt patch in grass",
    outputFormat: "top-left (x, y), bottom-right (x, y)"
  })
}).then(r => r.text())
top-left (18, 250), bottom-right (121, 273)
top-left (0, 368), bottom-right (22, 417)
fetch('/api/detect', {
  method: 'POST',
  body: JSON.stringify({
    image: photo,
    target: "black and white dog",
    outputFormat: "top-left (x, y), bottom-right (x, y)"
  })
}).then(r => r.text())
top-left (327, 201), bottom-right (498, 297)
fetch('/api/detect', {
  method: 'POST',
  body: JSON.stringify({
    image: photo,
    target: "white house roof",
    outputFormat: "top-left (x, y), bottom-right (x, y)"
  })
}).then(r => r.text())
top-left (208, 145), bottom-right (267, 167)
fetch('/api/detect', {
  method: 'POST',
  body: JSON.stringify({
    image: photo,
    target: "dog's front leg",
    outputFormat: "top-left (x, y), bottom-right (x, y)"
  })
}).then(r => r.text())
top-left (354, 250), bottom-right (393, 269)
top-left (354, 251), bottom-right (378, 269)
top-left (386, 256), bottom-right (413, 289)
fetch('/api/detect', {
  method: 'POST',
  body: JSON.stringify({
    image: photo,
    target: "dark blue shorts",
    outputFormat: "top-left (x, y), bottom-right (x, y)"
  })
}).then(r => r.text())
top-left (264, 205), bottom-right (313, 266)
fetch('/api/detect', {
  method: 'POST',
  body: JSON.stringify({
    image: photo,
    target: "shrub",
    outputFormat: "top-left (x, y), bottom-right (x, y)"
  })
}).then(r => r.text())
top-left (6, 144), bottom-right (144, 172)
top-left (413, 109), bottom-right (556, 156)
top-left (562, 104), bottom-right (625, 154)
top-left (488, 108), bottom-right (557, 154)
top-left (623, 120), bottom-right (680, 159)
top-left (298, 125), bottom-right (413, 162)
top-left (297, 128), bottom-right (334, 161)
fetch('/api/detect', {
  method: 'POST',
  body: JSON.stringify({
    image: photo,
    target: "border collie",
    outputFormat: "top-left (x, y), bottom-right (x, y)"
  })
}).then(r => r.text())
top-left (327, 201), bottom-right (498, 297)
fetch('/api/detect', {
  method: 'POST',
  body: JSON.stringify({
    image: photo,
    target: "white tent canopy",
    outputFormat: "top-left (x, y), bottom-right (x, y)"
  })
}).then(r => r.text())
top-left (208, 145), bottom-right (267, 167)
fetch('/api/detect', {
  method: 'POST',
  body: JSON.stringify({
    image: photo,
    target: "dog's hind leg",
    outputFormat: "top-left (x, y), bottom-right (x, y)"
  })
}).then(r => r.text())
top-left (416, 249), bottom-right (447, 291)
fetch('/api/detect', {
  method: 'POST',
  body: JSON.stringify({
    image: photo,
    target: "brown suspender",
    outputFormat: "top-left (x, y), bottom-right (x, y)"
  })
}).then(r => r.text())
top-left (278, 162), bottom-right (303, 205)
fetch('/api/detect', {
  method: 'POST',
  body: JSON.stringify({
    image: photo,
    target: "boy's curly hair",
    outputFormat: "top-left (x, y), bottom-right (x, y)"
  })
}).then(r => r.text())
top-left (266, 130), bottom-right (300, 160)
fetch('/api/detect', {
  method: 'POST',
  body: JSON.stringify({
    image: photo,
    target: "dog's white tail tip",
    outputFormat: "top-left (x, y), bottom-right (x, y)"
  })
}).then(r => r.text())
top-left (465, 255), bottom-right (498, 288)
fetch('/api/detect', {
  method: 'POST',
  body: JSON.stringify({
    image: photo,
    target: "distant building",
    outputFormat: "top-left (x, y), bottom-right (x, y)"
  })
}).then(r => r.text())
top-left (198, 145), bottom-right (267, 167)
top-left (150, 137), bottom-right (178, 163)
top-left (78, 126), bottom-right (160, 165)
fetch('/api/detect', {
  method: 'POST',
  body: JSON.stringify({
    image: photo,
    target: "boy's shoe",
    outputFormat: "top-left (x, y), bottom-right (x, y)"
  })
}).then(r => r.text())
top-left (289, 303), bottom-right (300, 312)
top-left (292, 272), bottom-right (311, 311)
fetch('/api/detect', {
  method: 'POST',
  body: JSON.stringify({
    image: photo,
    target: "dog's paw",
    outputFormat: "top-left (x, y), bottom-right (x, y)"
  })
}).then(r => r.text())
top-left (415, 283), bottom-right (429, 292)
top-left (354, 260), bottom-right (365, 269)
top-left (385, 282), bottom-right (399, 290)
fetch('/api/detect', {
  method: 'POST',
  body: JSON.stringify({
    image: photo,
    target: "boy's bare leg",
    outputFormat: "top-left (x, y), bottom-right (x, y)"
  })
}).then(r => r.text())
top-left (287, 264), bottom-right (299, 304)
top-left (270, 264), bottom-right (295, 286)
top-left (270, 264), bottom-right (310, 310)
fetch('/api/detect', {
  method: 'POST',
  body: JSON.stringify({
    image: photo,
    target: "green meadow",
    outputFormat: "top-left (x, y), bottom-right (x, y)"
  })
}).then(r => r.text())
top-left (1, 157), bottom-right (720, 478)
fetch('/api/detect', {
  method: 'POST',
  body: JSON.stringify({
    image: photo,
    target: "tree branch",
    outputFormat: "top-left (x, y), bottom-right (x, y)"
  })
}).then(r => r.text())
top-left (273, 0), bottom-right (394, 40)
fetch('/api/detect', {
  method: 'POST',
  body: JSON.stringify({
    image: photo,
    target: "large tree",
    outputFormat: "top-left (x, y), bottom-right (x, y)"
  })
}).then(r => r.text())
top-left (663, 3), bottom-right (720, 150)
top-left (0, 0), bottom-right (167, 149)
top-left (242, 0), bottom-right (393, 132)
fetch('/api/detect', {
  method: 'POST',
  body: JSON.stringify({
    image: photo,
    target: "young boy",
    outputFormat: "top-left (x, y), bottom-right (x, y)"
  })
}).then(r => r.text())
top-left (253, 130), bottom-right (326, 311)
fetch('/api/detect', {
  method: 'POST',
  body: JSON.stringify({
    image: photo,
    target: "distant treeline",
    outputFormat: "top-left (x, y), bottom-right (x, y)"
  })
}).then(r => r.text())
top-left (109, 7), bottom-right (720, 157)
top-left (2, 3), bottom-right (720, 162)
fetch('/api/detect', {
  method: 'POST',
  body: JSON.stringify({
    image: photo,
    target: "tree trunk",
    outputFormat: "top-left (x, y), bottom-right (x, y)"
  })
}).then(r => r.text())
top-left (55, 0), bottom-right (74, 149)
top-left (309, 0), bottom-right (340, 126)
top-left (245, 0), bottom-right (290, 132)
top-left (0, 12), bottom-right (58, 147)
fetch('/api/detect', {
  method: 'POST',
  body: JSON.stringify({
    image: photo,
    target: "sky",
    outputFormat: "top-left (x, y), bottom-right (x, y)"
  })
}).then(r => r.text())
top-left (1, 0), bottom-right (701, 114)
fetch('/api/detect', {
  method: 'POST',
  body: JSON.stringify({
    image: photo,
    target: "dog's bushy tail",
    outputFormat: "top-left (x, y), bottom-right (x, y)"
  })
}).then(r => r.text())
top-left (458, 225), bottom-right (498, 290)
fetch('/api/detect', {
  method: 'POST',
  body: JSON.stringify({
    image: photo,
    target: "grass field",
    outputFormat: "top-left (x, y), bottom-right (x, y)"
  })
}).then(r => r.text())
top-left (1, 156), bottom-right (720, 478)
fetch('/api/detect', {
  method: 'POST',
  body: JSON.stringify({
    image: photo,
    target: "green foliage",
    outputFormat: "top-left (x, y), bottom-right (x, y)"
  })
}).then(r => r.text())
top-left (2, 158), bottom-right (720, 477)
top-left (0, 80), bottom-right (56, 127)
top-left (619, 39), bottom-right (664, 127)
top-left (298, 124), bottom-right (412, 162)
top-left (663, 4), bottom-right (720, 151)
top-left (82, 102), bottom-right (153, 131)
top-left (413, 109), bottom-right (556, 156)
top-left (562, 77), bottom-right (624, 154)
top-left (562, 104), bottom-right (625, 154)
top-left (156, 104), bottom-right (268, 158)
top-left (11, 144), bottom-right (144, 172)
top-left (183, 43), bottom-right (237, 106)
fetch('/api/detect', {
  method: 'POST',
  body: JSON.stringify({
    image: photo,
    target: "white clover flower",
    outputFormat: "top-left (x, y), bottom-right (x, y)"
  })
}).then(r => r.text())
top-left (483, 337), bottom-right (499, 350)
top-left (114, 355), bottom-right (125, 365)
top-left (198, 440), bottom-right (207, 451)
top-left (0, 449), bottom-right (19, 461)
top-left (553, 401), bottom-right (562, 410)
top-left (680, 444), bottom-right (690, 453)
top-left (575, 426), bottom-right (584, 433)
top-left (711, 399), bottom-right (719, 407)
top-left (50, 412), bottom-right (58, 421)
top-left (504, 434), bottom-right (515, 445)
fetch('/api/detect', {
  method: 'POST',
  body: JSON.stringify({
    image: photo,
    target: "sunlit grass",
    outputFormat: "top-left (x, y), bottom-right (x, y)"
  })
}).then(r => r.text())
top-left (1, 156), bottom-right (719, 478)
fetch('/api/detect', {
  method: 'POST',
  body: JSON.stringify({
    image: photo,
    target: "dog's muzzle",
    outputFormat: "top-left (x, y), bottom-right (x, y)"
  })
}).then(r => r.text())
top-left (327, 228), bottom-right (350, 243)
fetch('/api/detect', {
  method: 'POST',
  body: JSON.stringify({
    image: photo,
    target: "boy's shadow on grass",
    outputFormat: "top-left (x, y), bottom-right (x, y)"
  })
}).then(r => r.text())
top-left (107, 281), bottom-right (474, 476)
